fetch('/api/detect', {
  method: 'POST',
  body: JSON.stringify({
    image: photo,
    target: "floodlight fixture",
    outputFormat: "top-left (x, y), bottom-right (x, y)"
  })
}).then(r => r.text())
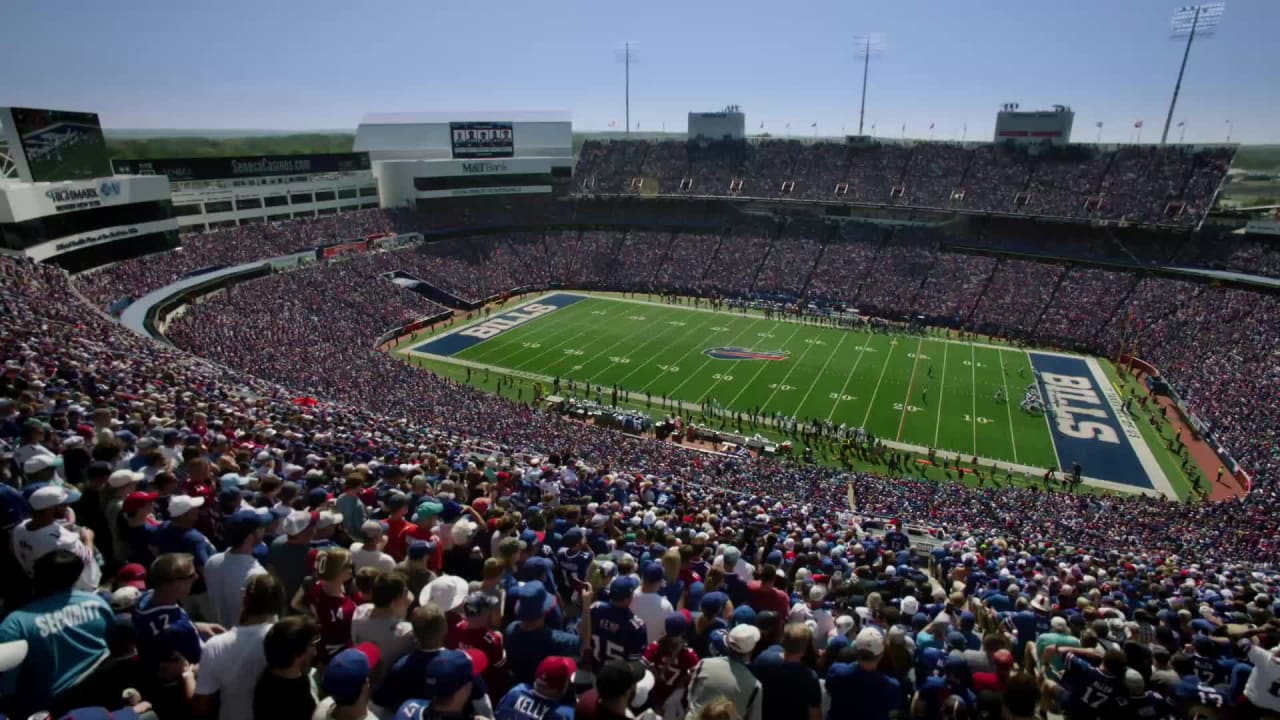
top-left (1161, 4), bottom-right (1224, 145)
top-left (854, 33), bottom-right (885, 136)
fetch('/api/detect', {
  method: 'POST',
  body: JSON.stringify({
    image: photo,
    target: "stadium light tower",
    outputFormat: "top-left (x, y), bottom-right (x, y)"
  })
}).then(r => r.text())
top-left (854, 34), bottom-right (885, 136)
top-left (616, 43), bottom-right (639, 134)
top-left (1161, 3), bottom-right (1224, 145)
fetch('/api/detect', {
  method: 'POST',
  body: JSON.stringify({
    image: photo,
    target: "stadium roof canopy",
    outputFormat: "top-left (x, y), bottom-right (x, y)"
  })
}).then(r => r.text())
top-left (358, 110), bottom-right (571, 125)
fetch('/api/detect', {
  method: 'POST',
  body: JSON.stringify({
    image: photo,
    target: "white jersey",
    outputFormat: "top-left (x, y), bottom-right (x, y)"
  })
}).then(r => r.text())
top-left (11, 520), bottom-right (101, 592)
top-left (1245, 644), bottom-right (1280, 711)
top-left (195, 622), bottom-right (272, 720)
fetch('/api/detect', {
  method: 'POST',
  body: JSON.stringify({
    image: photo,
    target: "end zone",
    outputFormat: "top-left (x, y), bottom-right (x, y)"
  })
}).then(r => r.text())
top-left (406, 292), bottom-right (586, 358)
top-left (1029, 351), bottom-right (1174, 497)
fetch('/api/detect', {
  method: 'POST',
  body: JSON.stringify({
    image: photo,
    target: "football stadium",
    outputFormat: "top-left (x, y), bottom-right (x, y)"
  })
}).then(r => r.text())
top-left (2, 2), bottom-right (1280, 719)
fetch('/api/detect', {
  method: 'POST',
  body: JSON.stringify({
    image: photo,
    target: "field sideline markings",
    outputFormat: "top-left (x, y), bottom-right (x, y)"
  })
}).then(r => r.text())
top-left (997, 349), bottom-right (1020, 464)
top-left (403, 351), bottom-right (1165, 497)
top-left (476, 303), bottom-right (610, 369)
top-left (969, 343), bottom-right (979, 456)
top-left (825, 330), bottom-right (874, 423)
top-left (790, 329), bottom-right (848, 419)
top-left (895, 337), bottom-right (925, 442)
top-left (609, 306), bottom-right (728, 386)
top-left (749, 322), bottom-right (826, 411)
top-left (933, 340), bottom-right (949, 447)
top-left (659, 317), bottom-right (767, 397)
top-left (859, 336), bottom-right (898, 429)
top-left (1028, 350), bottom-right (1064, 477)
top-left (579, 303), bottom-right (703, 384)
top-left (491, 302), bottom-right (623, 372)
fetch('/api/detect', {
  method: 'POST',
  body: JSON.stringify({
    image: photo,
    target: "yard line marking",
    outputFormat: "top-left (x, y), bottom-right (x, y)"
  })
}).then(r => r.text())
top-left (500, 305), bottom-right (622, 372)
top-left (933, 340), bottom-right (949, 448)
top-left (896, 337), bottom-right (925, 442)
top-left (582, 304), bottom-right (704, 383)
top-left (749, 322), bottom-right (825, 410)
top-left (860, 336), bottom-right (898, 429)
top-left (826, 330), bottom-right (873, 423)
top-left (611, 308), bottom-right (726, 385)
top-left (653, 317), bottom-right (765, 395)
top-left (462, 299), bottom-right (600, 366)
top-left (997, 348), bottom-right (1020, 464)
top-left (791, 330), bottom-right (848, 417)
top-left (970, 342), bottom-right (979, 456)
top-left (472, 300), bottom-right (604, 368)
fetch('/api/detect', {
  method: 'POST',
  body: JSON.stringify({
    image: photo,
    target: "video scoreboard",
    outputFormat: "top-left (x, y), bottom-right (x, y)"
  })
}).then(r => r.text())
top-left (450, 121), bottom-right (514, 159)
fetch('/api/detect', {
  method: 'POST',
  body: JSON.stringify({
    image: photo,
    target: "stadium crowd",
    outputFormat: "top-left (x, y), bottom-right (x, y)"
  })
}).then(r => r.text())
top-left (6, 252), bottom-right (1280, 719)
top-left (578, 140), bottom-right (1234, 227)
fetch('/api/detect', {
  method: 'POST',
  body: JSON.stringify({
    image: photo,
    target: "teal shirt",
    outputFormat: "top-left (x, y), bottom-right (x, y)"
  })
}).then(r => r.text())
top-left (0, 590), bottom-right (113, 712)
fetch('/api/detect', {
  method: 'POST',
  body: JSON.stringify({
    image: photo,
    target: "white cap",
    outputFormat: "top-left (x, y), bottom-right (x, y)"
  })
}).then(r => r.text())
top-left (168, 494), bottom-right (205, 517)
top-left (726, 624), bottom-right (761, 654)
top-left (282, 510), bottom-right (318, 536)
top-left (421, 575), bottom-right (469, 611)
top-left (108, 469), bottom-right (145, 488)
top-left (316, 511), bottom-right (344, 530)
top-left (1051, 616), bottom-right (1069, 632)
top-left (29, 485), bottom-right (76, 511)
top-left (854, 627), bottom-right (885, 657)
top-left (22, 455), bottom-right (61, 474)
top-left (110, 586), bottom-right (142, 610)
top-left (361, 520), bottom-right (385, 538)
top-left (901, 596), bottom-right (920, 615)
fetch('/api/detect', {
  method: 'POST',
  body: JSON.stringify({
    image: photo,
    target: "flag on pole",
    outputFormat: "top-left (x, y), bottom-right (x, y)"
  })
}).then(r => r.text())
top-left (1134, 120), bottom-right (1143, 128)
top-left (929, 122), bottom-right (935, 129)
top-left (609, 120), bottom-right (616, 128)
top-left (1095, 121), bottom-right (1103, 128)
top-left (785, 123), bottom-right (790, 129)
top-left (810, 122), bottom-right (818, 128)
top-left (1177, 121), bottom-right (1185, 127)
top-left (760, 122), bottom-right (764, 129)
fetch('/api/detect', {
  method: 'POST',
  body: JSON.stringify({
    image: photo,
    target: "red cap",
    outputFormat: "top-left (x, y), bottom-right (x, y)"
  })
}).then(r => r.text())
top-left (117, 563), bottom-right (148, 590)
top-left (352, 641), bottom-right (382, 669)
top-left (535, 656), bottom-right (576, 691)
top-left (472, 498), bottom-right (490, 514)
top-left (993, 649), bottom-right (1015, 668)
top-left (122, 491), bottom-right (160, 514)
top-left (463, 647), bottom-right (490, 676)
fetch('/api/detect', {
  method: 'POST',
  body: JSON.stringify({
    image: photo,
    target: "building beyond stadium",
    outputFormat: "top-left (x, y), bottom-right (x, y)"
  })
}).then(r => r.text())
top-left (353, 112), bottom-right (574, 210)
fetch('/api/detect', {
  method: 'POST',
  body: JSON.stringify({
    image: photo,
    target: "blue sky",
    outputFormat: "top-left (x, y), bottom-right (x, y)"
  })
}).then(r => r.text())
top-left (2, 0), bottom-right (1276, 143)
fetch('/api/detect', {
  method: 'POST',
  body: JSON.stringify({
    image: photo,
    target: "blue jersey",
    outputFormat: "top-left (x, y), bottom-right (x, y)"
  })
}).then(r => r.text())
top-left (495, 683), bottom-right (576, 720)
top-left (0, 591), bottom-right (113, 714)
top-left (1124, 690), bottom-right (1174, 719)
top-left (589, 603), bottom-right (646, 664)
top-left (132, 590), bottom-right (201, 667)
top-left (1061, 655), bottom-right (1124, 719)
top-left (916, 677), bottom-right (976, 720)
top-left (556, 547), bottom-right (593, 587)
top-left (824, 663), bottom-right (899, 720)
top-left (1169, 675), bottom-right (1227, 710)
top-left (503, 622), bottom-right (581, 685)
top-left (394, 698), bottom-right (435, 720)
top-left (883, 530), bottom-right (910, 552)
top-left (149, 522), bottom-right (216, 568)
top-left (1188, 651), bottom-right (1217, 684)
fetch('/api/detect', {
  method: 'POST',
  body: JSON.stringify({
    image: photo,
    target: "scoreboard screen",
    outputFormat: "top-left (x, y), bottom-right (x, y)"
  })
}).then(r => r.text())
top-left (5, 107), bottom-right (112, 182)
top-left (450, 121), bottom-right (514, 159)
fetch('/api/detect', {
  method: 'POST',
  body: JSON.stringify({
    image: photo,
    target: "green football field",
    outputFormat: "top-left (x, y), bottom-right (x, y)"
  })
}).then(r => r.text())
top-left (399, 292), bottom-right (1189, 498)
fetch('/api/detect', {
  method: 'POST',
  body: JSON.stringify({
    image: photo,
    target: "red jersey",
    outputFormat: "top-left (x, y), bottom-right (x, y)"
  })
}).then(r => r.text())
top-left (306, 581), bottom-right (356, 662)
top-left (641, 641), bottom-right (700, 707)
top-left (745, 581), bottom-right (791, 617)
top-left (382, 517), bottom-right (417, 561)
top-left (453, 619), bottom-right (508, 700)
top-left (405, 525), bottom-right (443, 570)
top-left (972, 671), bottom-right (1007, 693)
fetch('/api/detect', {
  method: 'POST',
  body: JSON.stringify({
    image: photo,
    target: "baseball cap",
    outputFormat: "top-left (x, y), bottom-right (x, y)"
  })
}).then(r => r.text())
top-left (535, 656), bottom-right (577, 694)
top-left (595, 660), bottom-right (646, 699)
top-left (407, 540), bottom-right (435, 560)
top-left (424, 648), bottom-right (488, 699)
top-left (22, 454), bottom-right (62, 475)
top-left (1050, 616), bottom-right (1069, 632)
top-left (854, 627), bottom-right (885, 658)
top-left (514, 580), bottom-right (556, 621)
top-left (282, 510), bottom-right (320, 536)
top-left (116, 563), bottom-right (148, 590)
top-left (900, 596), bottom-right (919, 615)
top-left (416, 500), bottom-right (444, 521)
top-left (323, 643), bottom-right (382, 704)
top-left (611, 576), bottom-right (640, 599)
top-left (642, 562), bottom-right (666, 584)
top-left (722, 545), bottom-right (741, 564)
top-left (726, 624), bottom-right (761, 654)
top-left (665, 613), bottom-right (690, 637)
top-left (168, 494), bottom-right (205, 517)
top-left (993, 649), bottom-right (1015, 669)
top-left (121, 491), bottom-right (159, 515)
top-left (108, 470), bottom-right (144, 488)
top-left (29, 484), bottom-right (80, 511)
top-left (109, 586), bottom-right (142, 611)
top-left (306, 487), bottom-right (333, 509)
top-left (316, 510), bottom-right (344, 530)
top-left (224, 509), bottom-right (274, 545)
top-left (360, 520), bottom-right (385, 538)
top-left (464, 592), bottom-right (501, 617)
top-left (700, 591), bottom-right (729, 617)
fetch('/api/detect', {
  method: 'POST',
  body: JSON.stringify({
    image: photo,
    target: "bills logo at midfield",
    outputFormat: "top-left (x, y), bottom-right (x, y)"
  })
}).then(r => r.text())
top-left (703, 347), bottom-right (790, 361)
